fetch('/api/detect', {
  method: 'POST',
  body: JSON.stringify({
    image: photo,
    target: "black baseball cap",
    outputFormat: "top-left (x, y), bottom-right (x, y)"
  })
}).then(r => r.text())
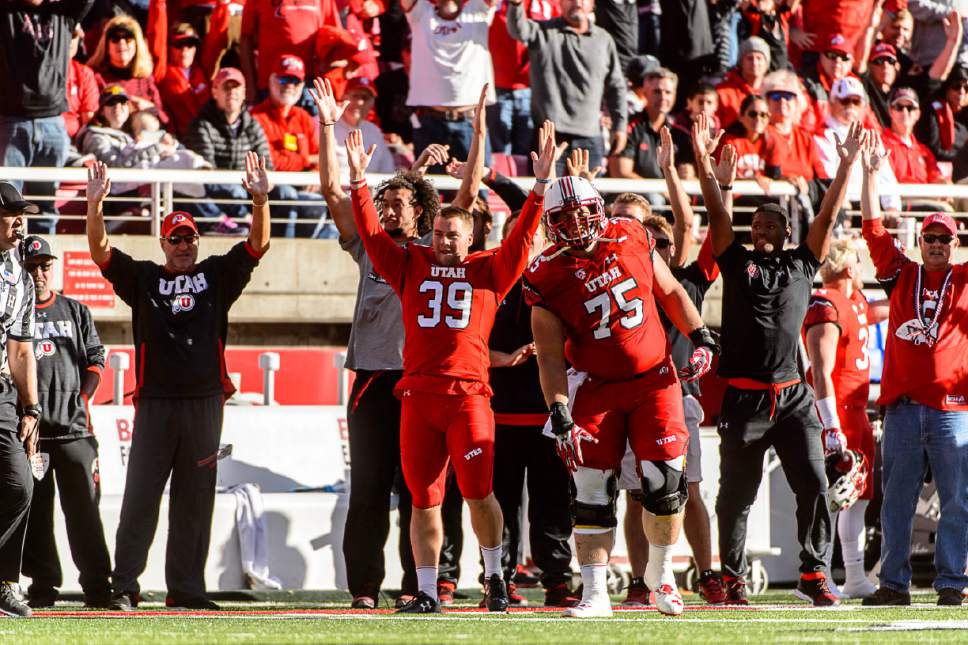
top-left (0, 182), bottom-right (39, 215)
top-left (23, 235), bottom-right (56, 261)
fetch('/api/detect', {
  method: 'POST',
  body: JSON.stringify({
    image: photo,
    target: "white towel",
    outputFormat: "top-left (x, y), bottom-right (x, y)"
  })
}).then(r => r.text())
top-left (541, 368), bottom-right (588, 439)
top-left (229, 483), bottom-right (283, 590)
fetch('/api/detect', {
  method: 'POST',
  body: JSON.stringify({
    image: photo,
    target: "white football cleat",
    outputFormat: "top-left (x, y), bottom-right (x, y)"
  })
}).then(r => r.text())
top-left (562, 598), bottom-right (613, 618)
top-left (841, 577), bottom-right (877, 599)
top-left (651, 584), bottom-right (684, 616)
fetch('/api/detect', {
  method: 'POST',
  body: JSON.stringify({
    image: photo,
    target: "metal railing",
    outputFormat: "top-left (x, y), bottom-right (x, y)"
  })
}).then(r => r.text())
top-left (5, 166), bottom-right (967, 240)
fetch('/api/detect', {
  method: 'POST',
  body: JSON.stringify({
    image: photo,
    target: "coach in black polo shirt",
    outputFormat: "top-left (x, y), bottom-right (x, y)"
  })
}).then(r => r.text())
top-left (692, 115), bottom-right (864, 607)
top-left (84, 155), bottom-right (270, 611)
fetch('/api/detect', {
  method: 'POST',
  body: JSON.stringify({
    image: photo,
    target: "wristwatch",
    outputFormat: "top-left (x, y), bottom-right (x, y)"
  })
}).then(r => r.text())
top-left (22, 403), bottom-right (41, 419)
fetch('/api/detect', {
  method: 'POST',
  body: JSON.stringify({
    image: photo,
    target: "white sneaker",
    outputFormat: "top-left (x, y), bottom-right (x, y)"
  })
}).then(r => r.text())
top-left (650, 584), bottom-right (685, 616)
top-left (562, 598), bottom-right (613, 618)
top-left (842, 577), bottom-right (877, 599)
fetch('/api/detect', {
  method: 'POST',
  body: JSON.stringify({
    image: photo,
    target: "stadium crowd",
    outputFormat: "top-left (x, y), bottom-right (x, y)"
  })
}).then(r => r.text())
top-left (0, 0), bottom-right (965, 622)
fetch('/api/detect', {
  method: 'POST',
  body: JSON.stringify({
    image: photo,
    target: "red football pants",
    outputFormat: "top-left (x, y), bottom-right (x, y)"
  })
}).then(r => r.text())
top-left (571, 358), bottom-right (689, 472)
top-left (399, 390), bottom-right (495, 509)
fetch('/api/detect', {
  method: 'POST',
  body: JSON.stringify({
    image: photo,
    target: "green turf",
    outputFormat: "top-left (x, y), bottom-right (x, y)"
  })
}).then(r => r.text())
top-left (3, 590), bottom-right (966, 644)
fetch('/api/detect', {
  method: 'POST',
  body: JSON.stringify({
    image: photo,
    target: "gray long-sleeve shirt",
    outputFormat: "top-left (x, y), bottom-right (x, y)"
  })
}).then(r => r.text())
top-left (507, 4), bottom-right (627, 139)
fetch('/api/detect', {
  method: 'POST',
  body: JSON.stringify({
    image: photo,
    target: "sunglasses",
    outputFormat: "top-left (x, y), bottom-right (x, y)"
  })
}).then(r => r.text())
top-left (824, 51), bottom-right (852, 62)
top-left (26, 262), bottom-right (53, 273)
top-left (277, 76), bottom-right (302, 86)
top-left (108, 32), bottom-right (134, 43)
top-left (837, 97), bottom-right (863, 106)
top-left (653, 238), bottom-right (672, 250)
top-left (173, 40), bottom-right (198, 49)
top-left (871, 57), bottom-right (898, 66)
top-left (891, 103), bottom-right (918, 112)
top-left (922, 233), bottom-right (954, 244)
top-left (163, 233), bottom-right (199, 246)
top-left (746, 110), bottom-right (770, 119)
top-left (766, 91), bottom-right (797, 102)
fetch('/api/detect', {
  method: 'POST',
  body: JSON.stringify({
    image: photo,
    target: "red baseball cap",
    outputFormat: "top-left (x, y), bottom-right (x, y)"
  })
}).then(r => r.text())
top-left (344, 76), bottom-right (377, 98)
top-left (825, 33), bottom-right (851, 56)
top-left (274, 54), bottom-right (306, 81)
top-left (921, 212), bottom-right (958, 235)
top-left (213, 67), bottom-right (245, 89)
top-left (161, 211), bottom-right (199, 237)
top-left (870, 42), bottom-right (897, 61)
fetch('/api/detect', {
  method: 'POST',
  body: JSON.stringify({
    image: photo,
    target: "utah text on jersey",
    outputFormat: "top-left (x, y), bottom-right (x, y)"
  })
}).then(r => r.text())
top-left (158, 273), bottom-right (209, 314)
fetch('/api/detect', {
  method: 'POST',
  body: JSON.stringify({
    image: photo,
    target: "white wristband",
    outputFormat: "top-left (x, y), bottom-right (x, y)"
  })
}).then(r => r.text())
top-left (816, 396), bottom-right (841, 429)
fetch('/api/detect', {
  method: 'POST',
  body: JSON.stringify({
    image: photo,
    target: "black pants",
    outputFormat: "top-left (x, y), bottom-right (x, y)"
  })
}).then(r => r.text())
top-left (343, 370), bottom-right (416, 596)
top-left (490, 424), bottom-right (573, 588)
top-left (0, 392), bottom-right (31, 582)
top-left (112, 396), bottom-right (223, 600)
top-left (22, 436), bottom-right (111, 599)
top-left (716, 383), bottom-right (830, 577)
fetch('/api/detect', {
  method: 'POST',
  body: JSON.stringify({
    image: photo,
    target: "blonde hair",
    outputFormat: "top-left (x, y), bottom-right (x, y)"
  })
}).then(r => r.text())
top-left (88, 15), bottom-right (154, 79)
top-left (820, 237), bottom-right (860, 283)
top-left (641, 214), bottom-right (674, 240)
top-left (611, 193), bottom-right (652, 218)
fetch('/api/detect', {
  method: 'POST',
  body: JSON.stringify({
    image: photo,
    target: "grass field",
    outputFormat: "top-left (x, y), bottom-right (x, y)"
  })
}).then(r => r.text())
top-left (3, 589), bottom-right (966, 644)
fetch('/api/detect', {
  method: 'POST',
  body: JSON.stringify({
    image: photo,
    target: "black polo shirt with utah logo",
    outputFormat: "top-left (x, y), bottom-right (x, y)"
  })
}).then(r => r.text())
top-left (716, 239), bottom-right (821, 384)
top-left (99, 241), bottom-right (263, 400)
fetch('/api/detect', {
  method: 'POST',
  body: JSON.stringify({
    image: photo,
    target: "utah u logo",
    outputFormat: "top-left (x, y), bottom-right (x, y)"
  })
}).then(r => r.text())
top-left (172, 294), bottom-right (195, 314)
top-left (35, 339), bottom-right (55, 360)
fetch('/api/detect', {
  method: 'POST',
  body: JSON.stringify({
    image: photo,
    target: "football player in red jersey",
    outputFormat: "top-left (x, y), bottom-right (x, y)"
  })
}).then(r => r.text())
top-left (803, 237), bottom-right (889, 599)
top-left (525, 175), bottom-right (719, 617)
top-left (346, 106), bottom-right (563, 614)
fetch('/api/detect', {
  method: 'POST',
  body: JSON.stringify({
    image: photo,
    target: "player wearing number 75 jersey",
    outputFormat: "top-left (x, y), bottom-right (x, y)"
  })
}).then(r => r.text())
top-left (523, 175), bottom-right (719, 618)
top-left (346, 117), bottom-right (563, 615)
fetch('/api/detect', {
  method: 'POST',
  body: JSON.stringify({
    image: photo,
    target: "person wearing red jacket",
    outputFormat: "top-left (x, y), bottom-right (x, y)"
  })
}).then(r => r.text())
top-left (716, 37), bottom-right (770, 129)
top-left (64, 26), bottom-right (99, 140)
top-left (859, 138), bottom-right (968, 608)
top-left (156, 25), bottom-right (213, 138)
top-left (881, 87), bottom-right (946, 184)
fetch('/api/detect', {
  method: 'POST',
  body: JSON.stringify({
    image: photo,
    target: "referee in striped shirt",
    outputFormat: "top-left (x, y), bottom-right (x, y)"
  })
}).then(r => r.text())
top-left (0, 182), bottom-right (42, 618)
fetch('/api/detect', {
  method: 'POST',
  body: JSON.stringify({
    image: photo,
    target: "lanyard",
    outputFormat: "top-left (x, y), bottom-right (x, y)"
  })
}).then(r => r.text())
top-left (914, 265), bottom-right (953, 347)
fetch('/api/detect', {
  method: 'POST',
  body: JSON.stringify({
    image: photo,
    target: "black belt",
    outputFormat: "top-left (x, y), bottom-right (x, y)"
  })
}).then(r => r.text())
top-left (414, 107), bottom-right (473, 122)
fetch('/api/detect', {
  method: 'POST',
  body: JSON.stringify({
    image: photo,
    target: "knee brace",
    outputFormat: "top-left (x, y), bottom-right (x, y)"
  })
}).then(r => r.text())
top-left (639, 455), bottom-right (688, 516)
top-left (571, 467), bottom-right (617, 534)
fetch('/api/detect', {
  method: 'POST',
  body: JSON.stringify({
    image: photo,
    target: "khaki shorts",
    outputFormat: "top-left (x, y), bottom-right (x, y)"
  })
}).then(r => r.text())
top-left (617, 394), bottom-right (704, 489)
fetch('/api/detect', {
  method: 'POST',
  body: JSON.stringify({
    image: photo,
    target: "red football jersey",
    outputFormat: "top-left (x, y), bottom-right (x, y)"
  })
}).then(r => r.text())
top-left (803, 287), bottom-right (872, 408)
top-left (523, 218), bottom-right (670, 381)
top-left (351, 183), bottom-right (543, 396)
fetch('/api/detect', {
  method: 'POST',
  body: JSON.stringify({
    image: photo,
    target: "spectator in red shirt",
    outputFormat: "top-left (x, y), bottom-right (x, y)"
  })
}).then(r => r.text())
top-left (764, 70), bottom-right (828, 191)
top-left (240, 0), bottom-right (342, 104)
top-left (487, 0), bottom-right (558, 155)
top-left (716, 37), bottom-right (771, 130)
top-left (252, 55), bottom-right (320, 173)
top-left (64, 25), bottom-right (99, 141)
top-left (718, 94), bottom-right (784, 192)
top-left (157, 24), bottom-right (212, 138)
top-left (800, 0), bottom-right (874, 62)
top-left (88, 15), bottom-right (169, 125)
top-left (881, 87), bottom-right (946, 185)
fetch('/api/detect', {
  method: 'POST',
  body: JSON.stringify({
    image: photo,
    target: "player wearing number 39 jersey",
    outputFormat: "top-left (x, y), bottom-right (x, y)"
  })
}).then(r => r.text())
top-left (524, 175), bottom-right (718, 619)
top-left (345, 116), bottom-right (559, 615)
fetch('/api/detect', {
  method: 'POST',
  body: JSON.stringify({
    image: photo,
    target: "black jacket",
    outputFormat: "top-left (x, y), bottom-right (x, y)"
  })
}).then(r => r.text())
top-left (185, 101), bottom-right (274, 171)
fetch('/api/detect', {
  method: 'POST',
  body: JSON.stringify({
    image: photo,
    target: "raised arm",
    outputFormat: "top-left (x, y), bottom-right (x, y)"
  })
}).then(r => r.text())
top-left (346, 129), bottom-right (407, 287)
top-left (657, 126), bottom-right (694, 267)
top-left (930, 10), bottom-right (963, 80)
top-left (806, 122), bottom-right (865, 262)
top-left (507, 0), bottom-right (540, 44)
top-left (860, 131), bottom-right (909, 279)
top-left (85, 161), bottom-right (112, 266)
top-left (692, 113), bottom-right (733, 256)
top-left (310, 77), bottom-right (355, 241)
top-left (452, 85), bottom-right (489, 211)
top-left (241, 151), bottom-right (271, 255)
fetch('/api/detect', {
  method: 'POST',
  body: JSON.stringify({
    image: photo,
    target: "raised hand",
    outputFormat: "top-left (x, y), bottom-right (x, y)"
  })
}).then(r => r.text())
top-left (472, 84), bottom-right (489, 136)
top-left (309, 77), bottom-right (348, 125)
top-left (345, 129), bottom-right (376, 181)
top-left (531, 120), bottom-right (568, 182)
top-left (944, 9), bottom-right (962, 42)
top-left (241, 151), bottom-right (270, 201)
top-left (712, 143), bottom-right (738, 187)
top-left (656, 126), bottom-right (675, 171)
top-left (836, 121), bottom-right (865, 164)
top-left (87, 161), bottom-right (112, 204)
top-left (861, 129), bottom-right (890, 174)
top-left (565, 148), bottom-right (603, 181)
top-left (412, 143), bottom-right (451, 174)
top-left (691, 113), bottom-right (723, 165)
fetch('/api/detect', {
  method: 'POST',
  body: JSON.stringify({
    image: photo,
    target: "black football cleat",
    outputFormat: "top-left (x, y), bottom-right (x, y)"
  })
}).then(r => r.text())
top-left (396, 591), bottom-right (442, 614)
top-left (483, 574), bottom-right (509, 612)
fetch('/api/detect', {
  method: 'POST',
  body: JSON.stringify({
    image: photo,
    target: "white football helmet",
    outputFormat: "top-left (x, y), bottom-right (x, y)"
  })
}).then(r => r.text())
top-left (827, 450), bottom-right (869, 512)
top-left (543, 176), bottom-right (607, 248)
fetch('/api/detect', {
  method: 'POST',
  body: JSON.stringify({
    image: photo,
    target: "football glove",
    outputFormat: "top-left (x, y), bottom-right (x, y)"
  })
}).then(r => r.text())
top-left (822, 427), bottom-right (848, 459)
top-left (549, 402), bottom-right (597, 473)
top-left (679, 327), bottom-right (720, 383)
